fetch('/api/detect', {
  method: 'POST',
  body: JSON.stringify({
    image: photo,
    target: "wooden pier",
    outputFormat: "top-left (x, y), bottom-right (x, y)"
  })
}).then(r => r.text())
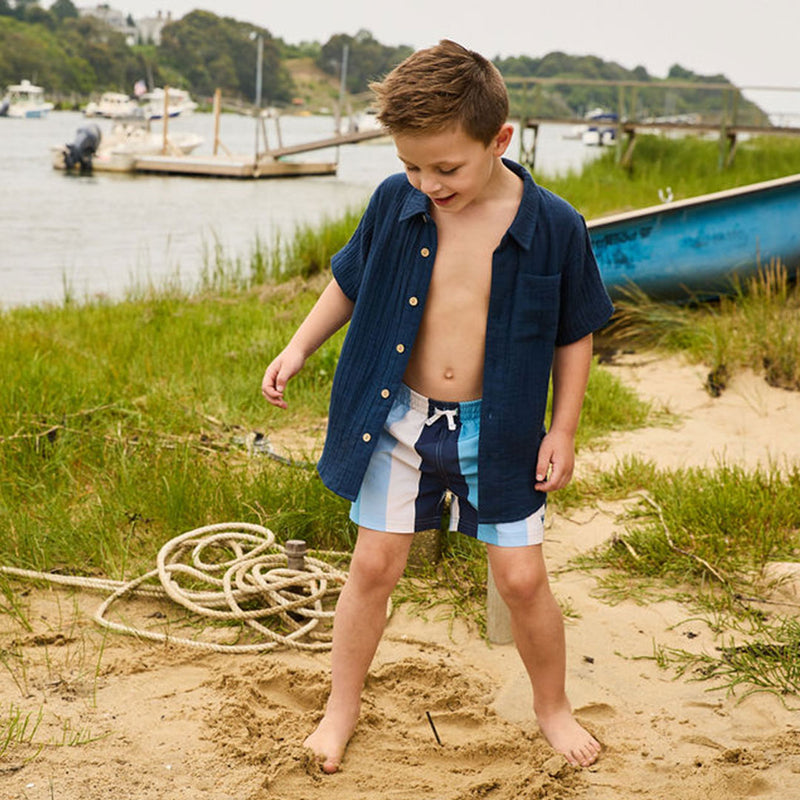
top-left (520, 116), bottom-right (800, 171)
top-left (132, 123), bottom-right (387, 179)
top-left (512, 76), bottom-right (800, 171)
top-left (132, 153), bottom-right (338, 178)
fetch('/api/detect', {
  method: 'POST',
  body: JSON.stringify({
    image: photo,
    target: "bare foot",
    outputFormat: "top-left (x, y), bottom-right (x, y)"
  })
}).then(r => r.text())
top-left (303, 707), bottom-right (359, 774)
top-left (536, 706), bottom-right (601, 768)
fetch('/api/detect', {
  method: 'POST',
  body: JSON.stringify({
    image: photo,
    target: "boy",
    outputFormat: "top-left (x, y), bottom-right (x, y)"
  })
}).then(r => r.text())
top-left (262, 40), bottom-right (614, 773)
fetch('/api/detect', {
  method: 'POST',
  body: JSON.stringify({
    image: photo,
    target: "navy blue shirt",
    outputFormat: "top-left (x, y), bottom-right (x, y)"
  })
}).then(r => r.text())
top-left (317, 159), bottom-right (614, 523)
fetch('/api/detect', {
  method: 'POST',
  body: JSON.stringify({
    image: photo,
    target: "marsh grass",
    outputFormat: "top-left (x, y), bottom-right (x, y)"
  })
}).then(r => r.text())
top-left (607, 260), bottom-right (800, 391)
top-left (538, 134), bottom-right (800, 219)
top-left (577, 457), bottom-right (800, 696)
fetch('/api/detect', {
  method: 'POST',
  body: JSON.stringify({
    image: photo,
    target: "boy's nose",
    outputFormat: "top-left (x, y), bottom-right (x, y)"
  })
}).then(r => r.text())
top-left (419, 174), bottom-right (442, 194)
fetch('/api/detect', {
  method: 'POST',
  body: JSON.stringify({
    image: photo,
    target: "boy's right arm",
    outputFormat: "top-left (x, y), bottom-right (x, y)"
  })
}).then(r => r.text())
top-left (261, 278), bottom-right (354, 409)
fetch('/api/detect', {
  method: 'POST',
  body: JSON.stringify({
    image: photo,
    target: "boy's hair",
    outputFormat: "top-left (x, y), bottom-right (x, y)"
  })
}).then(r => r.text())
top-left (369, 39), bottom-right (509, 145)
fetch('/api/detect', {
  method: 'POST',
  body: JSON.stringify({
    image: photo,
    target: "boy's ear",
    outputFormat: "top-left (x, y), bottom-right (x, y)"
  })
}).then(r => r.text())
top-left (492, 123), bottom-right (515, 156)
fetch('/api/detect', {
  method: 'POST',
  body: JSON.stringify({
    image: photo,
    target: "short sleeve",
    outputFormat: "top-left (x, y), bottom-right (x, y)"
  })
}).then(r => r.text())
top-left (330, 191), bottom-right (379, 302)
top-left (556, 218), bottom-right (614, 346)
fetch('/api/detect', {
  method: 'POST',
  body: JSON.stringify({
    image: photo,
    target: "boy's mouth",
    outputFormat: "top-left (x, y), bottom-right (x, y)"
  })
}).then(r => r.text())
top-left (431, 193), bottom-right (456, 207)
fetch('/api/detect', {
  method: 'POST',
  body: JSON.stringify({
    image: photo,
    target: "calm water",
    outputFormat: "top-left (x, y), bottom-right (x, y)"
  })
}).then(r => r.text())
top-left (0, 112), bottom-right (599, 308)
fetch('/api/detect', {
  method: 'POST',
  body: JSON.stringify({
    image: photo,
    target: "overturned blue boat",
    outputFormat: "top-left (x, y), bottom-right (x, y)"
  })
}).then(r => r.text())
top-left (587, 173), bottom-right (800, 300)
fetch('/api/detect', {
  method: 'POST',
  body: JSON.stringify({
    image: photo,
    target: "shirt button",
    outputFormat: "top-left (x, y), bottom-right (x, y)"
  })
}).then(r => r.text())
top-left (380, 388), bottom-right (390, 399)
top-left (362, 432), bottom-right (372, 443)
top-left (408, 296), bottom-right (419, 306)
top-left (395, 343), bottom-right (405, 354)
top-left (420, 247), bottom-right (430, 257)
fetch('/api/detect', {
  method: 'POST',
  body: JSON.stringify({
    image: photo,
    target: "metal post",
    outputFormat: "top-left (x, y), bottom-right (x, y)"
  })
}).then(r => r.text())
top-left (336, 44), bottom-right (349, 133)
top-left (161, 85), bottom-right (169, 154)
top-left (253, 33), bottom-right (263, 158)
top-left (285, 539), bottom-right (307, 571)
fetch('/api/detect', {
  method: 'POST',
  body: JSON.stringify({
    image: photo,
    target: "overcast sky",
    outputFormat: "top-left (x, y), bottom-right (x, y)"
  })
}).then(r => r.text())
top-left (97, 0), bottom-right (800, 116)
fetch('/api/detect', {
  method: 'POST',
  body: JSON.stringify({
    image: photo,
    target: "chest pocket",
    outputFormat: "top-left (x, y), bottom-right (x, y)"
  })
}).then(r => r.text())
top-left (512, 273), bottom-right (561, 342)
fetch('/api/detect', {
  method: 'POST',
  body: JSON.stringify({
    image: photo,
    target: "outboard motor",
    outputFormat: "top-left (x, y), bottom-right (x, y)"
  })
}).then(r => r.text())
top-left (62, 124), bottom-right (102, 171)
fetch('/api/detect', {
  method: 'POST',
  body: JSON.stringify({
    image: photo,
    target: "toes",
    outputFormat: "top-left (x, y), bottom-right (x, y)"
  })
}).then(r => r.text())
top-left (321, 757), bottom-right (341, 774)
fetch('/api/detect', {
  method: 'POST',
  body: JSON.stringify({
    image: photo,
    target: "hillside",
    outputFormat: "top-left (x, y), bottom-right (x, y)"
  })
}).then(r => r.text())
top-left (0, 4), bottom-right (768, 123)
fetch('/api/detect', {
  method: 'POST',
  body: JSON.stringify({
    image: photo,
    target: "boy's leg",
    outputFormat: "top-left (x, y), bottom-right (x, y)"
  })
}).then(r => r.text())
top-left (486, 543), bottom-right (601, 768)
top-left (305, 526), bottom-right (413, 773)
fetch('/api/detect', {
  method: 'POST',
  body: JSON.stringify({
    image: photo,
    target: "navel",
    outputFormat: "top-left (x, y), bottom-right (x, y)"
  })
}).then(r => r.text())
top-left (443, 368), bottom-right (455, 380)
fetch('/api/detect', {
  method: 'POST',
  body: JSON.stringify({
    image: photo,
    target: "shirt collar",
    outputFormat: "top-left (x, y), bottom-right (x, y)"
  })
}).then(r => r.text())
top-left (397, 158), bottom-right (540, 249)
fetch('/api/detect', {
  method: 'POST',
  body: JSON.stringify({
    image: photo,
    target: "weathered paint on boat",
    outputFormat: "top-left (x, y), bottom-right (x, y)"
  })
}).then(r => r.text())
top-left (587, 173), bottom-right (800, 300)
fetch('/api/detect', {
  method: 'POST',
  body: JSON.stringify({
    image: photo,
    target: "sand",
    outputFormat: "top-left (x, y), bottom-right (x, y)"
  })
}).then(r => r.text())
top-left (2, 353), bottom-right (800, 800)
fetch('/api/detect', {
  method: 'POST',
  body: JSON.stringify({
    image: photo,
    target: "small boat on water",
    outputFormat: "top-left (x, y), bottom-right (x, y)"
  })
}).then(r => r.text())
top-left (83, 92), bottom-right (142, 119)
top-left (588, 173), bottom-right (800, 300)
top-left (52, 121), bottom-right (204, 173)
top-left (581, 108), bottom-right (618, 146)
top-left (141, 87), bottom-right (198, 120)
top-left (0, 79), bottom-right (54, 118)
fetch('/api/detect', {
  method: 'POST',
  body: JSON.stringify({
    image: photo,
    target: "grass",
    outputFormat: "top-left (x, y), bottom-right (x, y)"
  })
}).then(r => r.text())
top-left (607, 260), bottom-right (800, 391)
top-left (574, 457), bottom-right (800, 697)
top-left (536, 134), bottom-right (800, 219)
top-left (2, 132), bottom-right (800, 703)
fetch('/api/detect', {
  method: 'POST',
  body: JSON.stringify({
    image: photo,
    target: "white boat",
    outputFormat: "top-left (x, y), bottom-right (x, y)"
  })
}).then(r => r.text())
top-left (581, 108), bottom-right (618, 146)
top-left (83, 92), bottom-right (142, 119)
top-left (140, 88), bottom-right (198, 120)
top-left (52, 121), bottom-right (204, 173)
top-left (339, 107), bottom-right (384, 135)
top-left (0, 80), bottom-right (54, 118)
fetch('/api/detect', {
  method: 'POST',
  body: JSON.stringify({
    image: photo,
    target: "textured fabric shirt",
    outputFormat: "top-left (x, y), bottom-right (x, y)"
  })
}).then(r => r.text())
top-left (316, 159), bottom-right (614, 523)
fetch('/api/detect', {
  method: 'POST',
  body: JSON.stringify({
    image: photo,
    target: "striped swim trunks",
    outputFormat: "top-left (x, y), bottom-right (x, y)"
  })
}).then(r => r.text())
top-left (350, 384), bottom-right (545, 547)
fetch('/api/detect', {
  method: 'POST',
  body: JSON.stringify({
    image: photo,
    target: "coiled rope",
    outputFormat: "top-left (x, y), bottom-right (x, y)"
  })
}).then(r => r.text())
top-left (0, 522), bottom-right (353, 653)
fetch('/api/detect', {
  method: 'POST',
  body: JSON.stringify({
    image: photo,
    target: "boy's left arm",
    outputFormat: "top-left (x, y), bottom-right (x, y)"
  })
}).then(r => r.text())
top-left (534, 333), bottom-right (593, 492)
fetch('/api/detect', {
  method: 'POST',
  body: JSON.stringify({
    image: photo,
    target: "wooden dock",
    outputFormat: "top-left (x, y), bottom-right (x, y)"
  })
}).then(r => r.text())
top-left (131, 127), bottom-right (387, 178)
top-left (132, 153), bottom-right (338, 178)
top-left (520, 116), bottom-right (800, 171)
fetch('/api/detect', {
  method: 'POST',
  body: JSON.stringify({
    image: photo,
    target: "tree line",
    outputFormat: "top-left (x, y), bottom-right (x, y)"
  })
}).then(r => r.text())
top-left (0, 1), bottom-right (765, 123)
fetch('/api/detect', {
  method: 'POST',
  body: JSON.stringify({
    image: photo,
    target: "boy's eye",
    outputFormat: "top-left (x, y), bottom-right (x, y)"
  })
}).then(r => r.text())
top-left (439, 167), bottom-right (458, 176)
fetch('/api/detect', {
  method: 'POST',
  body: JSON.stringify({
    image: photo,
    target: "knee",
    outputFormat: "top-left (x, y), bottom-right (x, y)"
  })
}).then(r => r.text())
top-left (492, 562), bottom-right (550, 609)
top-left (349, 544), bottom-right (406, 594)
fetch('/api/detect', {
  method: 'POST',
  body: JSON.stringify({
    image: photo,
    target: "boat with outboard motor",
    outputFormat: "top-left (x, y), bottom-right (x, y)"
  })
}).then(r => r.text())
top-left (0, 80), bottom-right (54, 118)
top-left (52, 121), bottom-right (204, 173)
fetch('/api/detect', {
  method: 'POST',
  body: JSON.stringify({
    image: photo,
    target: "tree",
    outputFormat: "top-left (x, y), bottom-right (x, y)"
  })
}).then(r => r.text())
top-left (158, 10), bottom-right (293, 103)
top-left (50, 0), bottom-right (78, 22)
top-left (317, 31), bottom-right (412, 95)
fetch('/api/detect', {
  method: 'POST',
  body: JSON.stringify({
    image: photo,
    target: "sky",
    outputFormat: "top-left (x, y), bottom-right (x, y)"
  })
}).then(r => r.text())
top-left (101, 0), bottom-right (800, 117)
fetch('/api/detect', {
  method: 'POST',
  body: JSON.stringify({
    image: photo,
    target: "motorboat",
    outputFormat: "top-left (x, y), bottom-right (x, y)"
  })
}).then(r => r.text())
top-left (83, 92), bottom-right (143, 119)
top-left (140, 88), bottom-right (198, 120)
top-left (581, 108), bottom-right (618, 146)
top-left (52, 121), bottom-right (204, 173)
top-left (1, 80), bottom-right (54, 118)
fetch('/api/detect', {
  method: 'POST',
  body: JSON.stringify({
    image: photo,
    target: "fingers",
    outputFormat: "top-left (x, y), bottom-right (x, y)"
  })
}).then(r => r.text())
top-left (261, 361), bottom-right (289, 409)
top-left (534, 436), bottom-right (574, 492)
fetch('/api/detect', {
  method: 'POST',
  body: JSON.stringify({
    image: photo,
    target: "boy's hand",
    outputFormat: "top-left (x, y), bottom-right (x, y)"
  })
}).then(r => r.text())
top-left (534, 429), bottom-right (576, 492)
top-left (261, 348), bottom-right (306, 409)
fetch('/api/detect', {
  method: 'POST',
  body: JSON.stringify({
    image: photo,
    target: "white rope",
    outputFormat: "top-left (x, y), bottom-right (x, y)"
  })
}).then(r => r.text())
top-left (0, 522), bottom-right (356, 653)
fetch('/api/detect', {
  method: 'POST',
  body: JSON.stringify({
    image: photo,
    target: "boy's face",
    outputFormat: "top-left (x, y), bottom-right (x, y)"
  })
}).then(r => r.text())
top-left (393, 124), bottom-right (513, 214)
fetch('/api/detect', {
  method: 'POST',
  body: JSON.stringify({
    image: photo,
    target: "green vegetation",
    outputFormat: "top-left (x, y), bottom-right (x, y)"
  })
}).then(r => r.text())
top-left (1, 130), bottom-right (800, 700)
top-left (573, 457), bottom-right (800, 697)
top-left (537, 134), bottom-right (800, 215)
top-left (609, 260), bottom-right (800, 392)
top-left (0, 1), bottom-right (767, 119)
top-left (500, 54), bottom-right (766, 124)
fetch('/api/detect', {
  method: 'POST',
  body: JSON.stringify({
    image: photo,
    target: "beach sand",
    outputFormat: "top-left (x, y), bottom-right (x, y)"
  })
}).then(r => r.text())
top-left (2, 353), bottom-right (800, 799)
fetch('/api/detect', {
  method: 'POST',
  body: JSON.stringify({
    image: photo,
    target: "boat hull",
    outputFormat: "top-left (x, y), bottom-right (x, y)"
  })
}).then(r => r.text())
top-left (587, 174), bottom-right (800, 300)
